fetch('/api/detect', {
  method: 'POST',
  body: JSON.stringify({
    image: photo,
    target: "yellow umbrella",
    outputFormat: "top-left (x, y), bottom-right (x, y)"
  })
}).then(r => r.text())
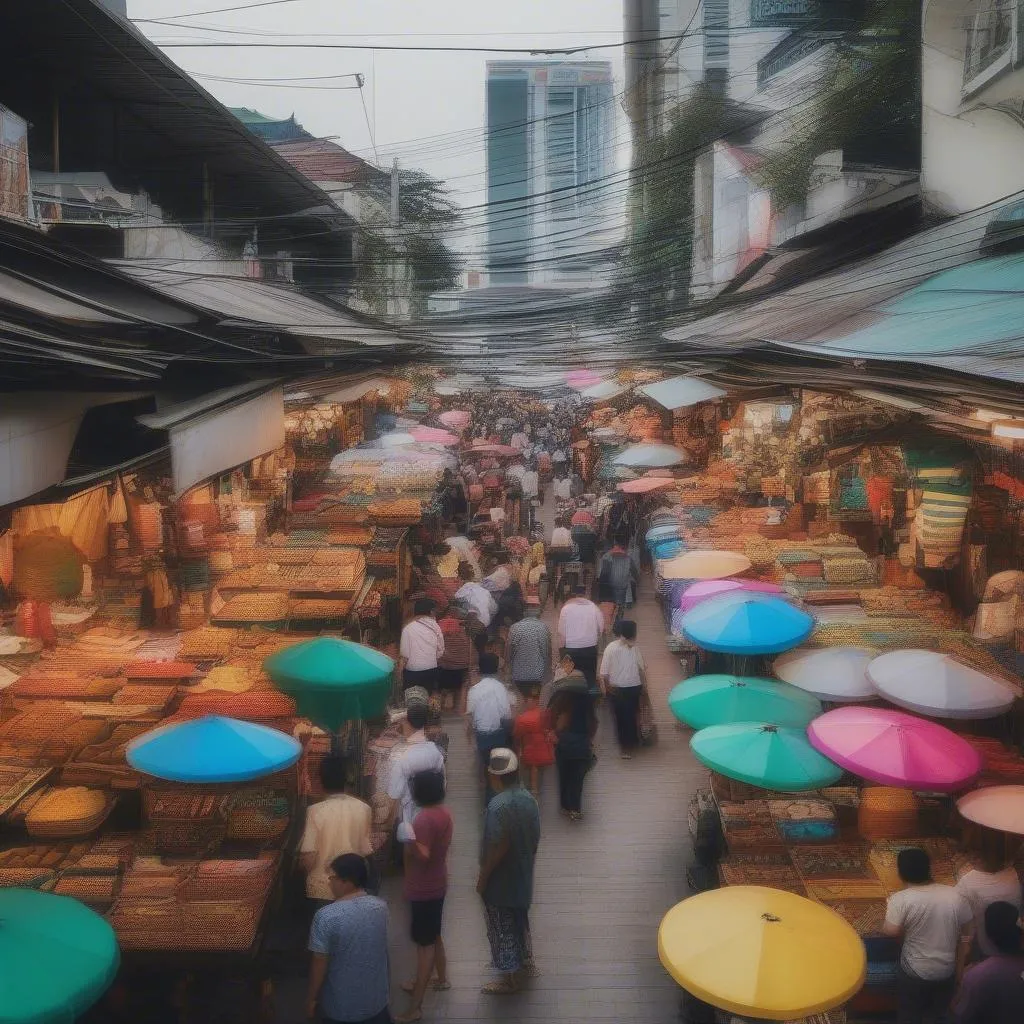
top-left (658, 886), bottom-right (866, 1021)
top-left (660, 549), bottom-right (752, 581)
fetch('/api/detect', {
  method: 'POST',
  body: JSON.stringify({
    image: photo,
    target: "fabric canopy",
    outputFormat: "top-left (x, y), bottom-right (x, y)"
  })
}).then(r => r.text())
top-left (807, 706), bottom-right (982, 791)
top-left (660, 550), bottom-right (751, 581)
top-left (682, 593), bottom-right (814, 655)
top-left (639, 375), bottom-right (726, 411)
top-left (0, 888), bottom-right (120, 1024)
top-left (866, 649), bottom-right (1018, 720)
top-left (957, 786), bottom-right (1024, 835)
top-left (127, 715), bottom-right (301, 783)
top-left (690, 722), bottom-right (843, 792)
top-left (772, 646), bottom-right (877, 702)
top-left (658, 887), bottom-right (865, 1021)
top-left (614, 443), bottom-right (687, 468)
top-left (669, 675), bottom-right (822, 730)
top-left (264, 636), bottom-right (394, 730)
top-left (581, 380), bottom-right (627, 401)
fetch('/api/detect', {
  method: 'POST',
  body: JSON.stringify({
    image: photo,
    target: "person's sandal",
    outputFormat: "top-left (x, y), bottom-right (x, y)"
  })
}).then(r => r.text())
top-left (482, 978), bottom-right (520, 995)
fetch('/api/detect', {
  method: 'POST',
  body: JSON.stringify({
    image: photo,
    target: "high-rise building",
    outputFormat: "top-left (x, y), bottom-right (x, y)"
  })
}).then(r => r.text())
top-left (485, 61), bottom-right (616, 286)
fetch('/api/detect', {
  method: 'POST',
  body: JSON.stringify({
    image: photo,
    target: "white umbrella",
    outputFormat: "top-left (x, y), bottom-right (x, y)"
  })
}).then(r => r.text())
top-left (614, 443), bottom-right (688, 469)
top-left (378, 432), bottom-right (417, 447)
top-left (639, 375), bottom-right (726, 411)
top-left (867, 649), bottom-right (1018, 720)
top-left (581, 380), bottom-right (627, 401)
top-left (773, 646), bottom-right (877, 703)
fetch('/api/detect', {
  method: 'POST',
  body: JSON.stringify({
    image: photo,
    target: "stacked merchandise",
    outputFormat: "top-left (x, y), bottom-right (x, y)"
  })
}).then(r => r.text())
top-left (903, 446), bottom-right (973, 570)
top-left (24, 786), bottom-right (113, 838)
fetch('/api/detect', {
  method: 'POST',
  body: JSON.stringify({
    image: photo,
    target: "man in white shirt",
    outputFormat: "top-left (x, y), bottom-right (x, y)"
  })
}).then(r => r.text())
top-left (300, 756), bottom-right (374, 906)
top-left (955, 849), bottom-right (1023, 958)
top-left (883, 847), bottom-right (972, 1024)
top-left (557, 585), bottom-right (605, 692)
top-left (456, 563), bottom-right (497, 626)
top-left (599, 619), bottom-right (647, 758)
top-left (387, 704), bottom-right (446, 841)
top-left (520, 466), bottom-right (539, 502)
top-left (465, 652), bottom-right (513, 800)
top-left (399, 598), bottom-right (445, 693)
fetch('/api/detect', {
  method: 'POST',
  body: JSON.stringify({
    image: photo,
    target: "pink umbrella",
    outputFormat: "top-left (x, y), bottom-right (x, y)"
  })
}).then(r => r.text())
top-left (618, 477), bottom-right (675, 495)
top-left (807, 706), bottom-right (982, 792)
top-left (566, 369), bottom-right (602, 389)
top-left (679, 579), bottom-right (785, 614)
top-left (409, 427), bottom-right (460, 446)
top-left (438, 410), bottom-right (470, 430)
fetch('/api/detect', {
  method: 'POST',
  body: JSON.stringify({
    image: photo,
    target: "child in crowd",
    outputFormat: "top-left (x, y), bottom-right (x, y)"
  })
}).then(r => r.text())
top-left (513, 685), bottom-right (555, 799)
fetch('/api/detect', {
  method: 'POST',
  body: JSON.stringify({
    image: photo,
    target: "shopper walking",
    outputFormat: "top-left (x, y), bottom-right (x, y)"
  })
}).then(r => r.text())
top-left (557, 584), bottom-right (604, 692)
top-left (436, 604), bottom-right (475, 712)
top-left (307, 853), bottom-right (390, 1024)
top-left (300, 757), bottom-right (374, 914)
top-left (951, 901), bottom-right (1024, 1024)
top-left (506, 601), bottom-right (552, 698)
top-left (477, 748), bottom-right (541, 995)
top-left (455, 563), bottom-right (497, 628)
top-left (395, 770), bottom-right (453, 1024)
top-left (465, 653), bottom-right (514, 799)
top-left (513, 685), bottom-right (555, 799)
top-left (599, 619), bottom-right (648, 759)
top-left (883, 847), bottom-right (972, 1024)
top-left (955, 838), bottom-right (1022, 960)
top-left (549, 652), bottom-right (597, 821)
top-left (388, 704), bottom-right (446, 841)
top-left (399, 598), bottom-right (444, 695)
top-left (597, 533), bottom-right (638, 618)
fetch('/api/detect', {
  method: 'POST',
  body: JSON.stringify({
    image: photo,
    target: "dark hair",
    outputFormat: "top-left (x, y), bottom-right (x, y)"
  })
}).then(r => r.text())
top-left (414, 598), bottom-right (435, 616)
top-left (897, 847), bottom-right (932, 885)
top-left (572, 583), bottom-right (587, 596)
top-left (479, 652), bottom-right (500, 675)
top-left (411, 769), bottom-right (446, 808)
top-left (406, 704), bottom-right (429, 730)
top-left (431, 543), bottom-right (451, 557)
top-left (329, 853), bottom-right (368, 889)
top-left (458, 562), bottom-right (475, 581)
top-left (618, 620), bottom-right (637, 641)
top-left (984, 901), bottom-right (1023, 954)
top-left (319, 755), bottom-right (349, 793)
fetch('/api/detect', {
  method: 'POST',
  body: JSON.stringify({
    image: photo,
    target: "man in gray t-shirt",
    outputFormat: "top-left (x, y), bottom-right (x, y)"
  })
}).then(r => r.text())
top-left (308, 853), bottom-right (390, 1024)
top-left (506, 603), bottom-right (552, 694)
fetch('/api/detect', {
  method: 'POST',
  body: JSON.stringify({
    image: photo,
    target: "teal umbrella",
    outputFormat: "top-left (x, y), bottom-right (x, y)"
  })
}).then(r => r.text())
top-left (690, 723), bottom-right (843, 792)
top-left (0, 888), bottom-right (119, 1024)
top-left (263, 637), bottom-right (394, 731)
top-left (669, 675), bottom-right (823, 731)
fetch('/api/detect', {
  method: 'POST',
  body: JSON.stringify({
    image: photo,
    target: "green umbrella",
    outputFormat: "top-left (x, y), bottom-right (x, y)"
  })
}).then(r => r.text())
top-left (0, 888), bottom-right (119, 1024)
top-left (669, 675), bottom-right (823, 731)
top-left (263, 637), bottom-right (394, 732)
top-left (690, 723), bottom-right (843, 793)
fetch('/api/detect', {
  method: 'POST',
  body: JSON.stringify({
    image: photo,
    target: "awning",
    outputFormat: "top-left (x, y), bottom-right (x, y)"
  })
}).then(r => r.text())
top-left (139, 383), bottom-right (285, 494)
top-left (112, 264), bottom-right (409, 349)
top-left (320, 376), bottom-right (390, 404)
top-left (639, 375), bottom-right (726, 411)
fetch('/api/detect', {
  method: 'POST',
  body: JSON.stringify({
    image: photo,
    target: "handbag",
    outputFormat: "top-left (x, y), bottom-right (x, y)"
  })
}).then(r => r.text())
top-left (637, 690), bottom-right (658, 747)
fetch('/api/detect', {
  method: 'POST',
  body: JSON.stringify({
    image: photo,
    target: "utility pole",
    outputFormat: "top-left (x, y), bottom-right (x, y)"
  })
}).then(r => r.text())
top-left (390, 159), bottom-right (400, 317)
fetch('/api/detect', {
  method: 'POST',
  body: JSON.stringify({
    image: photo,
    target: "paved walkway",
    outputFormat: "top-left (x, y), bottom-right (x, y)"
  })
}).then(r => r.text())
top-left (380, 496), bottom-right (709, 1024)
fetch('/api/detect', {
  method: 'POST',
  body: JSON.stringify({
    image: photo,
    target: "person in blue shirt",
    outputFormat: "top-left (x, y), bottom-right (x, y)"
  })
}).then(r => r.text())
top-left (307, 853), bottom-right (391, 1024)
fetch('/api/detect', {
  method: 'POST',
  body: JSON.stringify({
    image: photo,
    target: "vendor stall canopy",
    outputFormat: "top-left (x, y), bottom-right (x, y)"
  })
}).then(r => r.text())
top-left (669, 674), bottom-right (822, 730)
top-left (679, 578), bottom-right (784, 614)
top-left (772, 646), bottom-right (877, 703)
top-left (957, 786), bottom-right (1024, 836)
top-left (682, 592), bottom-right (814, 655)
top-left (614, 444), bottom-right (688, 469)
top-left (660, 550), bottom-right (751, 581)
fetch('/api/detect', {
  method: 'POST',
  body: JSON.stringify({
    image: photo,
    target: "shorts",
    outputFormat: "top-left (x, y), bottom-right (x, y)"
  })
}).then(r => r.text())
top-left (403, 667), bottom-right (438, 694)
top-left (410, 896), bottom-right (445, 947)
top-left (436, 667), bottom-right (466, 693)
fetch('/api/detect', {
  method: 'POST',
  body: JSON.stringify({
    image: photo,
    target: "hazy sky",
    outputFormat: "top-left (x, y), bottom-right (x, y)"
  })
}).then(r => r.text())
top-left (130, 0), bottom-right (629, 245)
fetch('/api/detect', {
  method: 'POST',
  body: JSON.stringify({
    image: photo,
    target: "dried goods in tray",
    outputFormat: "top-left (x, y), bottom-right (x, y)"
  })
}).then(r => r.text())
top-left (212, 592), bottom-right (289, 624)
top-left (25, 786), bottom-right (113, 838)
top-left (179, 628), bottom-right (239, 660)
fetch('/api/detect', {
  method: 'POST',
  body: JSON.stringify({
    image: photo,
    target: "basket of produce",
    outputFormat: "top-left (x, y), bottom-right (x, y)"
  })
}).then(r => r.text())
top-left (25, 786), bottom-right (114, 838)
top-left (225, 792), bottom-right (291, 842)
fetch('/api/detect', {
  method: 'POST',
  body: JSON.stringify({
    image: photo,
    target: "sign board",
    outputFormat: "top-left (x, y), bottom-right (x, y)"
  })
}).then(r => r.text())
top-left (0, 105), bottom-right (30, 224)
top-left (750, 0), bottom-right (849, 27)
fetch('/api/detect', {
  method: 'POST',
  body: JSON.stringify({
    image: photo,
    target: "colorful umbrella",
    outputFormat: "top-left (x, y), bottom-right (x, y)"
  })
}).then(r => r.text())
top-left (651, 538), bottom-right (685, 559)
top-left (658, 886), bottom-right (866, 1021)
top-left (679, 579), bottom-right (784, 614)
top-left (690, 722), bottom-right (843, 791)
top-left (867, 649), bottom-right (1018, 720)
top-left (409, 426), bottom-right (460, 446)
top-left (682, 593), bottom-right (814, 655)
top-left (0, 888), bottom-right (120, 1024)
top-left (640, 375), bottom-right (726, 411)
top-left (565, 368), bottom-right (602, 389)
top-left (264, 636), bottom-right (394, 731)
top-left (660, 550), bottom-right (751, 581)
top-left (669, 675), bottom-right (823, 730)
top-left (618, 477), bottom-right (674, 494)
top-left (614, 443), bottom-right (688, 468)
top-left (465, 443), bottom-right (519, 458)
top-left (807, 706), bottom-right (983, 791)
top-left (773, 646), bottom-right (877, 703)
top-left (646, 524), bottom-right (682, 545)
top-left (957, 785), bottom-right (1024, 835)
top-left (127, 715), bottom-right (301, 783)
top-left (438, 409), bottom-right (470, 430)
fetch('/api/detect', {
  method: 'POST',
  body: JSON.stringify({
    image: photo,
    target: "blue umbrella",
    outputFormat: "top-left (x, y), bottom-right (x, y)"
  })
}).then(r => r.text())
top-left (127, 715), bottom-right (302, 783)
top-left (651, 538), bottom-right (685, 559)
top-left (682, 592), bottom-right (815, 655)
top-left (646, 524), bottom-right (682, 546)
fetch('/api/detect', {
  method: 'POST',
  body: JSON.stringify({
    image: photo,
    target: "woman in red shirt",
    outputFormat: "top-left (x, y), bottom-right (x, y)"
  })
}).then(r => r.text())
top-left (397, 769), bottom-right (453, 1023)
top-left (513, 685), bottom-right (555, 799)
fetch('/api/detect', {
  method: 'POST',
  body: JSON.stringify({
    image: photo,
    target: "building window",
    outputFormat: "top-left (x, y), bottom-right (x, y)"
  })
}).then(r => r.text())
top-left (704, 0), bottom-right (730, 69)
top-left (963, 0), bottom-right (1021, 97)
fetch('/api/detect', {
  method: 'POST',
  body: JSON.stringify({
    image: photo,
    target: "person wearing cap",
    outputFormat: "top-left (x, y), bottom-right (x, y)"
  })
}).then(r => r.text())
top-left (399, 599), bottom-right (445, 695)
top-left (477, 747), bottom-right (541, 995)
top-left (951, 901), bottom-right (1024, 1024)
top-left (465, 653), bottom-right (514, 800)
top-left (506, 601), bottom-right (552, 698)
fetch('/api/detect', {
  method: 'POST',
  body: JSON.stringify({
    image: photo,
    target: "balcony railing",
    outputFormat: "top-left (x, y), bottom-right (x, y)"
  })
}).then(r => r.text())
top-left (963, 1), bottom-right (1021, 96)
